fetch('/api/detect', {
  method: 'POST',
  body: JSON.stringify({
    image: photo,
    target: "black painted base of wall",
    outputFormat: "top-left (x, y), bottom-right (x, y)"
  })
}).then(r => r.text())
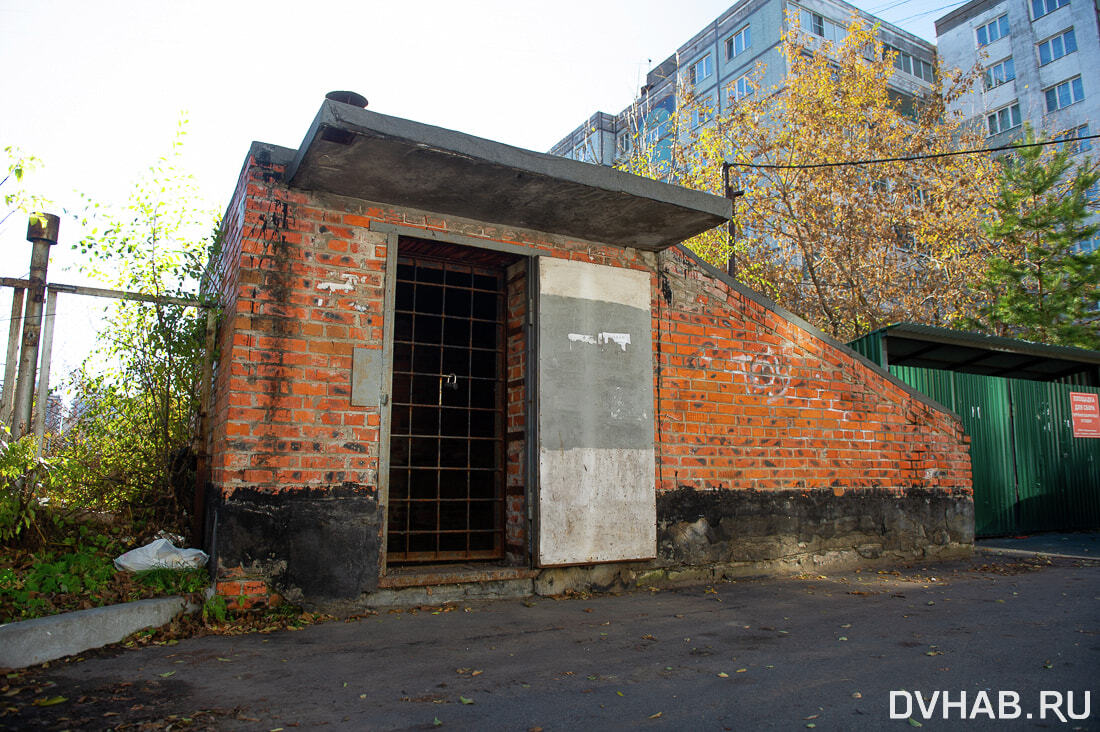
top-left (207, 484), bottom-right (972, 607)
top-left (208, 485), bottom-right (381, 601)
top-left (656, 486), bottom-right (974, 566)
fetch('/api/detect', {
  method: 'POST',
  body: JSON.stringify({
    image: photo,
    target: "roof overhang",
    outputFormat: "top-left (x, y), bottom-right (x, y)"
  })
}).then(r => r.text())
top-left (285, 100), bottom-right (731, 251)
top-left (876, 323), bottom-right (1100, 382)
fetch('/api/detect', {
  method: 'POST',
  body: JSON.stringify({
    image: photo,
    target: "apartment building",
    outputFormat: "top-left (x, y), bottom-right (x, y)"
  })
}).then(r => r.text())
top-left (936, 0), bottom-right (1099, 251)
top-left (549, 0), bottom-right (936, 167)
top-left (936, 0), bottom-right (1098, 145)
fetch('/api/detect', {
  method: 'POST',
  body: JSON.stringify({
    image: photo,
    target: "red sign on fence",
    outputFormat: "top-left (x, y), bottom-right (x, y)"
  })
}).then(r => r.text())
top-left (1070, 392), bottom-right (1100, 438)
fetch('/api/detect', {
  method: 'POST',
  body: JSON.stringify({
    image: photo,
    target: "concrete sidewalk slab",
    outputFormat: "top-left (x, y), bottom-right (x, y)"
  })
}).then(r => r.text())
top-left (0, 596), bottom-right (190, 669)
top-left (978, 531), bottom-right (1100, 561)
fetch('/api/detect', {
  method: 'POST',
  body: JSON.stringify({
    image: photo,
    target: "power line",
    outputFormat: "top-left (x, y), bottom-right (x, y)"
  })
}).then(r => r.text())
top-left (728, 133), bottom-right (1100, 170)
top-left (869, 0), bottom-right (921, 15)
top-left (895, 0), bottom-right (969, 24)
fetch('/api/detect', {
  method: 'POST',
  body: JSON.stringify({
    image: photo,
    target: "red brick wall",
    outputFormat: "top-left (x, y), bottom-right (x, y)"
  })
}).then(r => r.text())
top-left (653, 247), bottom-right (972, 494)
top-left (209, 150), bottom-right (387, 498)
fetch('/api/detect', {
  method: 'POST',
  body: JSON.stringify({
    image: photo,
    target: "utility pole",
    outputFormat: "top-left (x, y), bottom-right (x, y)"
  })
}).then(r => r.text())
top-left (11, 213), bottom-right (59, 439)
top-left (721, 162), bottom-right (745, 279)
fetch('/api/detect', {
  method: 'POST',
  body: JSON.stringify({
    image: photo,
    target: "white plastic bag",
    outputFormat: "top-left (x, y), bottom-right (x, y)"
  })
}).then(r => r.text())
top-left (114, 538), bottom-right (208, 572)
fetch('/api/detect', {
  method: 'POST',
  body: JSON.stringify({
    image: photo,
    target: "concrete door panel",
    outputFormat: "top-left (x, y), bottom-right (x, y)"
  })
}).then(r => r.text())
top-left (536, 257), bottom-right (656, 566)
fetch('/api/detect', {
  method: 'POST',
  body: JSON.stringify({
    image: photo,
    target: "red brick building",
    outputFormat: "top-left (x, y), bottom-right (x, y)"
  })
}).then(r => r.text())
top-left (205, 96), bottom-right (973, 608)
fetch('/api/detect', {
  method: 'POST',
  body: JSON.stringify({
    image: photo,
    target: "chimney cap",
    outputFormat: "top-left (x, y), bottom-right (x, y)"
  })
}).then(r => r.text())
top-left (325, 91), bottom-right (368, 108)
top-left (27, 213), bottom-right (60, 245)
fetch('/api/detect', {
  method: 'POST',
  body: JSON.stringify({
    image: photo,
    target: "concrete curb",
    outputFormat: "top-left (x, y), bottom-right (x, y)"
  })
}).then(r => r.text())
top-left (0, 596), bottom-right (194, 669)
top-left (977, 546), bottom-right (1098, 561)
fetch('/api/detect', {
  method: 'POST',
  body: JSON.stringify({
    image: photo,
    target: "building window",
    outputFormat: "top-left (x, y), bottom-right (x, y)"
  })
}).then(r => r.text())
top-left (1076, 236), bottom-right (1099, 254)
top-left (616, 131), bottom-right (632, 155)
top-left (885, 45), bottom-right (935, 82)
top-left (689, 95), bottom-right (715, 128)
top-left (689, 54), bottom-right (714, 85)
top-left (573, 144), bottom-right (591, 162)
top-left (976, 15), bottom-right (1010, 46)
top-left (730, 74), bottom-right (753, 102)
top-left (986, 102), bottom-right (1022, 135)
top-left (1031, 0), bottom-right (1069, 19)
top-left (645, 120), bottom-right (672, 147)
top-left (984, 57), bottom-right (1016, 89)
top-left (1038, 28), bottom-right (1077, 65)
top-left (800, 8), bottom-right (825, 36)
top-left (726, 25), bottom-right (751, 59)
top-left (1045, 76), bottom-right (1084, 112)
top-left (798, 8), bottom-right (846, 43)
top-left (1055, 124), bottom-right (1091, 154)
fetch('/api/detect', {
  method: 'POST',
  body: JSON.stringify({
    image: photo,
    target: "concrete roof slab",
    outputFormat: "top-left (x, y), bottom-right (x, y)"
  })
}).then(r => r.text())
top-left (286, 101), bottom-right (731, 251)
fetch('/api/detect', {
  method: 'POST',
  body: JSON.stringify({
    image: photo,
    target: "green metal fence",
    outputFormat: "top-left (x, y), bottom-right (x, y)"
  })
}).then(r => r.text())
top-left (889, 366), bottom-right (1100, 536)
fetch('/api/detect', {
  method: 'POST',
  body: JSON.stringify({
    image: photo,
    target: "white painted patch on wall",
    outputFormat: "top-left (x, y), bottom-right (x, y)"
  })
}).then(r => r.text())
top-left (539, 257), bottom-right (650, 310)
top-left (599, 332), bottom-right (631, 351)
top-left (567, 332), bottom-right (632, 351)
top-left (317, 274), bottom-right (359, 292)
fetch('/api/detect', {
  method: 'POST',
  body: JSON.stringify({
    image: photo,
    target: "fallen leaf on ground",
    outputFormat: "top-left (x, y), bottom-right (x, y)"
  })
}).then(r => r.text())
top-left (459, 696), bottom-right (474, 705)
top-left (32, 696), bottom-right (67, 707)
top-left (648, 712), bottom-right (663, 719)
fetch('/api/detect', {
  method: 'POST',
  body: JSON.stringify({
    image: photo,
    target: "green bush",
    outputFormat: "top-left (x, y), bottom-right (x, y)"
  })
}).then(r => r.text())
top-left (134, 566), bottom-right (208, 595)
top-left (0, 543), bottom-right (116, 621)
top-left (0, 429), bottom-right (55, 545)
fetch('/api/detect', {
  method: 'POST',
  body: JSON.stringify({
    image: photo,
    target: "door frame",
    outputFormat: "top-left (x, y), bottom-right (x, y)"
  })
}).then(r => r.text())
top-left (370, 223), bottom-right (538, 576)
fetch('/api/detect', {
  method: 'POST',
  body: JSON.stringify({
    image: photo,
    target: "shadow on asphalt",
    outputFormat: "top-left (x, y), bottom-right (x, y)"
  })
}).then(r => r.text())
top-left (4, 552), bottom-right (1098, 731)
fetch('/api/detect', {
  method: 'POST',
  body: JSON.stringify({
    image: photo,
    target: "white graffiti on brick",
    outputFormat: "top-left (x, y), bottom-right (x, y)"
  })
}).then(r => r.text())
top-left (317, 274), bottom-right (359, 292)
top-left (688, 345), bottom-right (791, 398)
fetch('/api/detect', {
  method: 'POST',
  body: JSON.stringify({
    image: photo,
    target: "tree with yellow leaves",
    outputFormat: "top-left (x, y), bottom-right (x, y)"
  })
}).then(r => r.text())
top-left (624, 15), bottom-right (998, 341)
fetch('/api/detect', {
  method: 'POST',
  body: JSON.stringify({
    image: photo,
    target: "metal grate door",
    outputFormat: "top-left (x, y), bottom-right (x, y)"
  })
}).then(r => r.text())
top-left (386, 254), bottom-right (506, 562)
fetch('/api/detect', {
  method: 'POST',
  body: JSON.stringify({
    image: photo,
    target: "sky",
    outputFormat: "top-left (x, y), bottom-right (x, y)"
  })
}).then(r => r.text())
top-left (0, 0), bottom-right (956, 384)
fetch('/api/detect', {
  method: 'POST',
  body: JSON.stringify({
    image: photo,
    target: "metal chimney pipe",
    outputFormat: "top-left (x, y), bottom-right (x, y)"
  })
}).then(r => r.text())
top-left (325, 91), bottom-right (368, 108)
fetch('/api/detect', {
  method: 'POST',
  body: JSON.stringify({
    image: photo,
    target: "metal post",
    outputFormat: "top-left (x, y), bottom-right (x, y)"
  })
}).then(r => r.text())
top-left (11, 214), bottom-right (59, 440)
top-left (1, 287), bottom-right (25, 429)
top-left (191, 308), bottom-right (218, 545)
top-left (33, 289), bottom-right (58, 455)
top-left (721, 162), bottom-right (744, 279)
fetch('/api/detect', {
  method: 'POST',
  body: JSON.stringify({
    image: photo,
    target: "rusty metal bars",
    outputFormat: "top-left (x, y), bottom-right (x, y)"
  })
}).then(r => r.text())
top-left (387, 255), bottom-right (506, 563)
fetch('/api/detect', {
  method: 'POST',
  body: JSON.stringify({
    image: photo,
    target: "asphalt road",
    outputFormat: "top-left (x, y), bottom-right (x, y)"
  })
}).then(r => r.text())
top-left (4, 554), bottom-right (1098, 731)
